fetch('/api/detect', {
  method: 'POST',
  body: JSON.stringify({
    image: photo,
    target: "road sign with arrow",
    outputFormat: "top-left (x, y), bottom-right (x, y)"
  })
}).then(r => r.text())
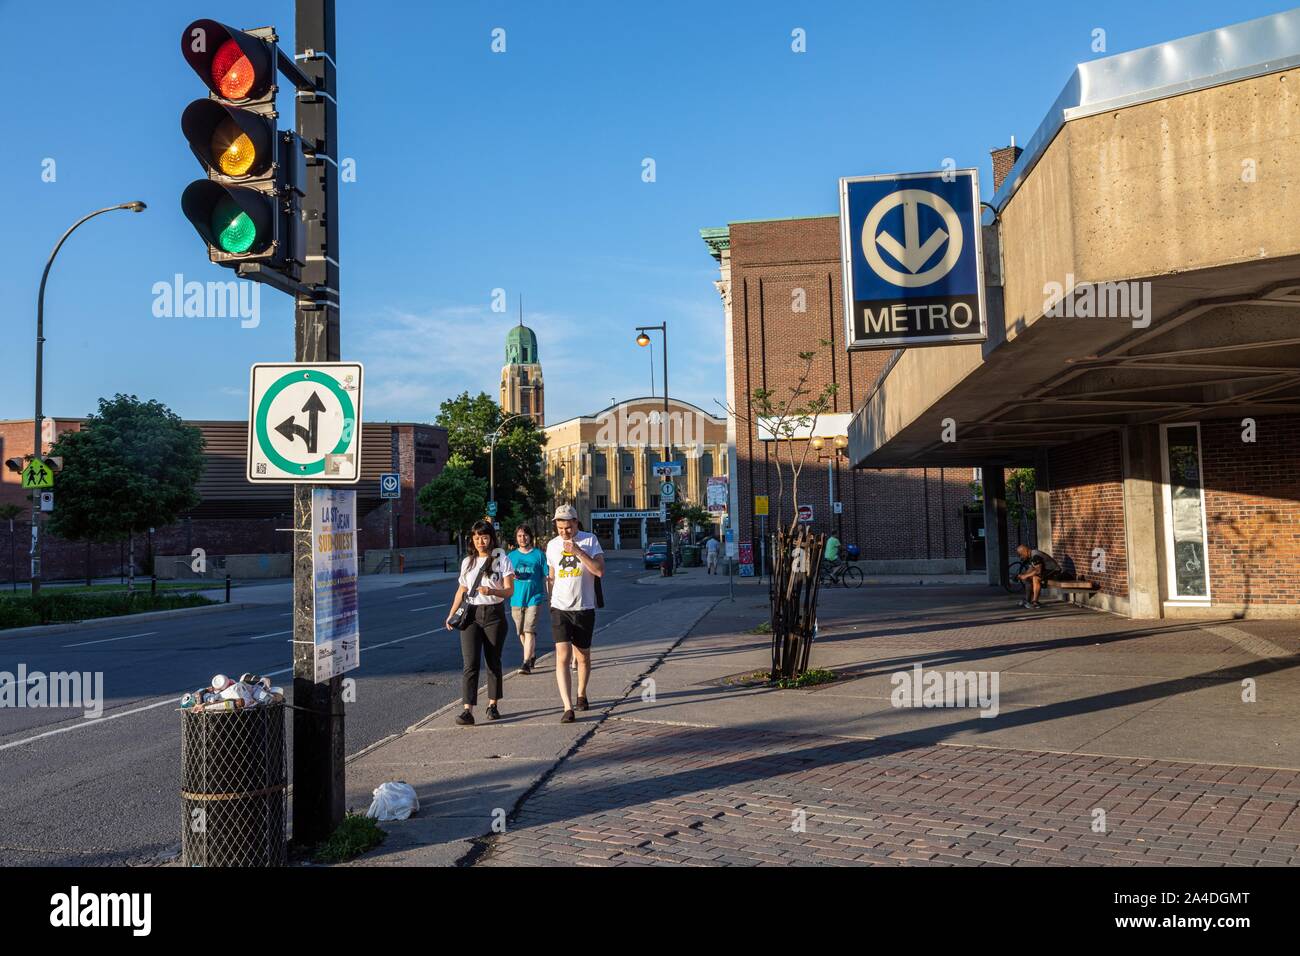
top-left (247, 362), bottom-right (363, 483)
top-left (839, 169), bottom-right (986, 351)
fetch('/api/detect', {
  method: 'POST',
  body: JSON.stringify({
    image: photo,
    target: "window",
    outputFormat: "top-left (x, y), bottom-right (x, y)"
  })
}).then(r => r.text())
top-left (519, 369), bottom-right (529, 385)
top-left (701, 451), bottom-right (714, 480)
top-left (521, 391), bottom-right (530, 415)
top-left (1161, 423), bottom-right (1210, 601)
top-left (593, 452), bottom-right (607, 477)
top-left (649, 494), bottom-right (660, 508)
top-left (595, 494), bottom-right (608, 510)
top-left (621, 452), bottom-right (634, 474)
top-left (622, 494), bottom-right (635, 509)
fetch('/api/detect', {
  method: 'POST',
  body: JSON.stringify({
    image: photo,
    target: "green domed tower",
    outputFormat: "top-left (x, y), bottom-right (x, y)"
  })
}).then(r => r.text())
top-left (500, 306), bottom-right (544, 426)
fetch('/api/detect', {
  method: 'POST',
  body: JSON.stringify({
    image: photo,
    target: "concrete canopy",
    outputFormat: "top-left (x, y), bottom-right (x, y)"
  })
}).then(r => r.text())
top-left (849, 10), bottom-right (1300, 468)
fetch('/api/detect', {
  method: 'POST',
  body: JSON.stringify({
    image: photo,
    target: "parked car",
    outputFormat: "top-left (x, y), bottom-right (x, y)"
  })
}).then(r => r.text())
top-left (643, 542), bottom-right (670, 570)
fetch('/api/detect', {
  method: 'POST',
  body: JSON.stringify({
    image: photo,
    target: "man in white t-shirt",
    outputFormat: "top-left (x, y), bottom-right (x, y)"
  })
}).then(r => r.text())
top-left (545, 504), bottom-right (604, 723)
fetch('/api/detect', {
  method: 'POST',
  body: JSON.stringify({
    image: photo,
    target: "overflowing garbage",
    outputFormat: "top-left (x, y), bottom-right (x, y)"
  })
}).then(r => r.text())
top-left (181, 673), bottom-right (285, 713)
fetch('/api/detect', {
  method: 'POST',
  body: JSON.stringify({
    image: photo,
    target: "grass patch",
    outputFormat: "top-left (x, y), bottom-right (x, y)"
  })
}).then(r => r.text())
top-left (774, 668), bottom-right (837, 689)
top-left (44, 582), bottom-right (213, 595)
top-left (0, 591), bottom-right (214, 629)
top-left (747, 620), bottom-right (772, 634)
top-left (313, 813), bottom-right (386, 864)
top-left (724, 668), bottom-right (838, 689)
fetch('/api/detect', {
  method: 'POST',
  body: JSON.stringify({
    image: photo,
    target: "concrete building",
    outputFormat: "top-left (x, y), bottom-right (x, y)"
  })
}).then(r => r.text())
top-left (846, 10), bottom-right (1300, 618)
top-left (0, 417), bottom-right (449, 582)
top-left (543, 397), bottom-right (729, 550)
top-left (500, 318), bottom-right (545, 427)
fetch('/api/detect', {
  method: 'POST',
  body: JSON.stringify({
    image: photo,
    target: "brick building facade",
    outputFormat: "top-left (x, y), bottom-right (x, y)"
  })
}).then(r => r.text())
top-left (703, 217), bottom-right (976, 572)
top-left (0, 417), bottom-right (449, 583)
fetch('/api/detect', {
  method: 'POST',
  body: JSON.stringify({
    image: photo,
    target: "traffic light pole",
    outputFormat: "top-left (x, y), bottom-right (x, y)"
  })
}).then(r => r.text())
top-left (291, 0), bottom-right (344, 846)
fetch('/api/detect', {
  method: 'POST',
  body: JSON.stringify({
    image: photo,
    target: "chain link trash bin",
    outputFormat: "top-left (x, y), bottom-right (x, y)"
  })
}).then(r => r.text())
top-left (181, 701), bottom-right (287, 867)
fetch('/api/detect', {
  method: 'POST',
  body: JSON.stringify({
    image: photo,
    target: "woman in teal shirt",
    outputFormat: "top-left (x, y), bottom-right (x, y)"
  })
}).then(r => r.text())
top-left (508, 525), bottom-right (548, 674)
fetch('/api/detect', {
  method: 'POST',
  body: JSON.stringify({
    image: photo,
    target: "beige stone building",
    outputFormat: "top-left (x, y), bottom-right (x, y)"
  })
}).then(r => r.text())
top-left (544, 397), bottom-right (729, 549)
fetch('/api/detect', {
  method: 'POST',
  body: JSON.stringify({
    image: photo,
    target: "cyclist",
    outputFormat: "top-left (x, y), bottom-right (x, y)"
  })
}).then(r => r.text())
top-left (1014, 543), bottom-right (1061, 609)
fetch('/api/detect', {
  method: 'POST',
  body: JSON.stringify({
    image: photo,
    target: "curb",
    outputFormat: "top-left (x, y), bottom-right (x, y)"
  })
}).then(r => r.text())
top-left (0, 600), bottom-right (253, 639)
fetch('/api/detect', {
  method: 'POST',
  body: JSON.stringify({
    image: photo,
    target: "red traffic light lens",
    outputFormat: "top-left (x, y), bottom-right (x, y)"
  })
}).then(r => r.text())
top-left (212, 38), bottom-right (254, 99)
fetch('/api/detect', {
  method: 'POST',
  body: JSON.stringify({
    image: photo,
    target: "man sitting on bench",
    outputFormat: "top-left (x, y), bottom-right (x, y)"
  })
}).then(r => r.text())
top-left (1015, 543), bottom-right (1062, 609)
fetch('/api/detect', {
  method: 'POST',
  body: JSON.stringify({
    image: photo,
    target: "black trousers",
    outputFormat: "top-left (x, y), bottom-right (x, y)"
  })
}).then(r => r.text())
top-left (460, 603), bottom-right (507, 705)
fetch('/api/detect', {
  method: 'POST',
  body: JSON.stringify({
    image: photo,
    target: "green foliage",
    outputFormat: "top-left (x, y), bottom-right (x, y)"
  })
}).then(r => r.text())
top-left (313, 813), bottom-right (386, 864)
top-left (416, 453), bottom-right (488, 546)
top-left (774, 668), bottom-right (837, 689)
top-left (667, 501), bottom-right (712, 533)
top-left (46, 395), bottom-right (204, 545)
top-left (0, 504), bottom-right (21, 523)
top-left (434, 391), bottom-right (547, 526)
top-left (0, 591), bottom-right (214, 629)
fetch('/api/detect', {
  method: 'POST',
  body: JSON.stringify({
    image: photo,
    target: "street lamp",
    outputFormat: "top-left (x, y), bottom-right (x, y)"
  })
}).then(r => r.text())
top-left (811, 434), bottom-right (849, 540)
top-left (30, 201), bottom-right (146, 597)
top-left (635, 323), bottom-right (673, 576)
top-left (488, 411), bottom-right (528, 516)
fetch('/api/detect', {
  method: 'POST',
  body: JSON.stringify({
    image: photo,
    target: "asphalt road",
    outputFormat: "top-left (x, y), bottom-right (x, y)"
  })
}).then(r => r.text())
top-left (0, 558), bottom-right (727, 865)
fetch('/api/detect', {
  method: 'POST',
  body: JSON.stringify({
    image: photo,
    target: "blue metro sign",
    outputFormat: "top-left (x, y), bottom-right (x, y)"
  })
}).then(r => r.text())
top-left (839, 169), bottom-right (987, 350)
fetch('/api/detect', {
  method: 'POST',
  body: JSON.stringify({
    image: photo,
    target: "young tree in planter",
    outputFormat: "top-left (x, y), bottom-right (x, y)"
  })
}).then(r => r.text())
top-left (46, 395), bottom-right (204, 592)
top-left (416, 454), bottom-right (488, 554)
top-left (719, 342), bottom-right (838, 680)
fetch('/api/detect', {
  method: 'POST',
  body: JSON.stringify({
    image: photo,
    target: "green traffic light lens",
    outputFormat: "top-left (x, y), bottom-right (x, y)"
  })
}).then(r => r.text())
top-left (212, 197), bottom-right (256, 253)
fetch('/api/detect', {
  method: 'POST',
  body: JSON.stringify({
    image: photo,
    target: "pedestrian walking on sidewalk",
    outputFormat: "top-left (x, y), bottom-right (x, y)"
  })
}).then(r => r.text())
top-left (445, 520), bottom-right (514, 725)
top-left (545, 504), bottom-right (604, 723)
top-left (508, 524), bottom-right (547, 674)
top-left (705, 535), bottom-right (720, 574)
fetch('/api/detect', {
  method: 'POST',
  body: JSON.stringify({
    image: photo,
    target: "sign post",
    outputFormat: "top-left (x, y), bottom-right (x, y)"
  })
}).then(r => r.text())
top-left (839, 169), bottom-right (986, 351)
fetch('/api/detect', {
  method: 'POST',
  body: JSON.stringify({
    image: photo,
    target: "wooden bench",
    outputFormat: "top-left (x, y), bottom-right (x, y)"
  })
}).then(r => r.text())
top-left (1050, 580), bottom-right (1098, 591)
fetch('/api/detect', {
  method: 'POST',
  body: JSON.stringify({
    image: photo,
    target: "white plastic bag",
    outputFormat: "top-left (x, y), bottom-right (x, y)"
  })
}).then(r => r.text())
top-left (366, 781), bottom-right (419, 821)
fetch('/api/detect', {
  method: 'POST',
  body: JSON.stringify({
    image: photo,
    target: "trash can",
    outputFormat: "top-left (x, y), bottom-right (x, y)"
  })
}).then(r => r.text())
top-left (681, 544), bottom-right (702, 568)
top-left (181, 701), bottom-right (287, 867)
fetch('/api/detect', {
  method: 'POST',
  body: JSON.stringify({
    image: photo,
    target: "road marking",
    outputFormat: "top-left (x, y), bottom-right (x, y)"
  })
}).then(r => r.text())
top-left (411, 603), bottom-right (447, 612)
top-left (249, 629), bottom-right (292, 641)
top-left (62, 631), bottom-right (156, 649)
top-left (395, 592), bottom-right (424, 601)
top-left (0, 664), bottom-right (295, 753)
top-left (366, 629), bottom-right (437, 651)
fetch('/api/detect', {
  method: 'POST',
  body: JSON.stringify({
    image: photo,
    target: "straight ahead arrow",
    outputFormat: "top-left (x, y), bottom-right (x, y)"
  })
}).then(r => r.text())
top-left (875, 196), bottom-right (949, 274)
top-left (275, 391), bottom-right (327, 454)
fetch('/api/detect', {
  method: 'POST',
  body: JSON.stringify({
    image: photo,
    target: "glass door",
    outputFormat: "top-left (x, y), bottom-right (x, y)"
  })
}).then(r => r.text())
top-left (1161, 424), bottom-right (1210, 601)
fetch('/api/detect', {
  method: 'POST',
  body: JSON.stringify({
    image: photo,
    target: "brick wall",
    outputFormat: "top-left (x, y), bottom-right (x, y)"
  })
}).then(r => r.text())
top-left (728, 216), bottom-right (971, 562)
top-left (1201, 414), bottom-right (1300, 607)
top-left (1049, 432), bottom-right (1127, 596)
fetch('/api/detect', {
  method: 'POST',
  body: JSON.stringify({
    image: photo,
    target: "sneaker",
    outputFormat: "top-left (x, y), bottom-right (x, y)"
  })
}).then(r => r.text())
top-left (1029, 601), bottom-right (1042, 609)
top-left (518, 660), bottom-right (532, 675)
top-left (560, 709), bottom-right (575, 724)
top-left (486, 704), bottom-right (501, 720)
top-left (576, 695), bottom-right (589, 712)
top-left (455, 710), bottom-right (474, 726)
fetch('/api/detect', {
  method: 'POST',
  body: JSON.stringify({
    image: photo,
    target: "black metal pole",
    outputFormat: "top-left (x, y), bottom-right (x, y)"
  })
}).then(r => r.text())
top-left (292, 0), bottom-right (345, 846)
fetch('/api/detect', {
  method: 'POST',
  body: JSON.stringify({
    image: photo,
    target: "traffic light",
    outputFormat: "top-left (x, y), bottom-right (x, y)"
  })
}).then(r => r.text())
top-left (180, 19), bottom-right (304, 279)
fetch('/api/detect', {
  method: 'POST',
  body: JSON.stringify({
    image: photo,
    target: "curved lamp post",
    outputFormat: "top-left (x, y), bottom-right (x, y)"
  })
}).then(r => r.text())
top-left (30, 201), bottom-right (147, 596)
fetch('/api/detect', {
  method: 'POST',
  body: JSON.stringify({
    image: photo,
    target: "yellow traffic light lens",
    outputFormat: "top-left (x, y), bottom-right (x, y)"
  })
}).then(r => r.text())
top-left (212, 119), bottom-right (256, 176)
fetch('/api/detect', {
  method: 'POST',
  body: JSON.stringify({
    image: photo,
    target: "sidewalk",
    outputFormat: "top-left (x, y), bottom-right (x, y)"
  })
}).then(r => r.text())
top-left (195, 569), bottom-right (456, 605)
top-left (342, 594), bottom-right (721, 865)
top-left (472, 586), bottom-right (1300, 866)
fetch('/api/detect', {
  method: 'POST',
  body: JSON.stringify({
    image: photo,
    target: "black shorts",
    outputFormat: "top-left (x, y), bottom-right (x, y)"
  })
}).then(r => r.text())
top-left (551, 609), bottom-right (596, 649)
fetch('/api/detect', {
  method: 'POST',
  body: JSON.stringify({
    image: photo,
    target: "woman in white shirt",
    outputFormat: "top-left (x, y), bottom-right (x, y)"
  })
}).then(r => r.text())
top-left (445, 520), bottom-right (515, 725)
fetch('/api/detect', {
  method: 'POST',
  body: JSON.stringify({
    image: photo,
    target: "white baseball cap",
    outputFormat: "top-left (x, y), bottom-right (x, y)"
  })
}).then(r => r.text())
top-left (553, 504), bottom-right (579, 521)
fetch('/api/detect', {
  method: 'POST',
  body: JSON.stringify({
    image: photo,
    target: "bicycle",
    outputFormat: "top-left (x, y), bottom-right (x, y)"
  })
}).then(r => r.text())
top-left (1004, 558), bottom-right (1030, 595)
top-left (819, 558), bottom-right (864, 588)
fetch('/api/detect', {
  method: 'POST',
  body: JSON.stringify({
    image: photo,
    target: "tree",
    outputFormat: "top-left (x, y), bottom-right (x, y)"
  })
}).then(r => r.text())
top-left (46, 395), bottom-right (204, 589)
top-left (0, 504), bottom-right (20, 591)
top-left (416, 454), bottom-right (488, 552)
top-left (434, 391), bottom-right (547, 528)
top-left (667, 501), bottom-right (712, 537)
top-left (719, 343), bottom-right (837, 533)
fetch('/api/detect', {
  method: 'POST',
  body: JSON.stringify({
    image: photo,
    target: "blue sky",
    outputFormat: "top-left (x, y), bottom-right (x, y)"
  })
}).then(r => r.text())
top-left (1, 0), bottom-right (1291, 426)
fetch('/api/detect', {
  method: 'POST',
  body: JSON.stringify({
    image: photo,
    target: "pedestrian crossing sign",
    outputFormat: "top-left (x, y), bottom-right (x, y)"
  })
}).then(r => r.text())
top-left (21, 460), bottom-right (54, 489)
